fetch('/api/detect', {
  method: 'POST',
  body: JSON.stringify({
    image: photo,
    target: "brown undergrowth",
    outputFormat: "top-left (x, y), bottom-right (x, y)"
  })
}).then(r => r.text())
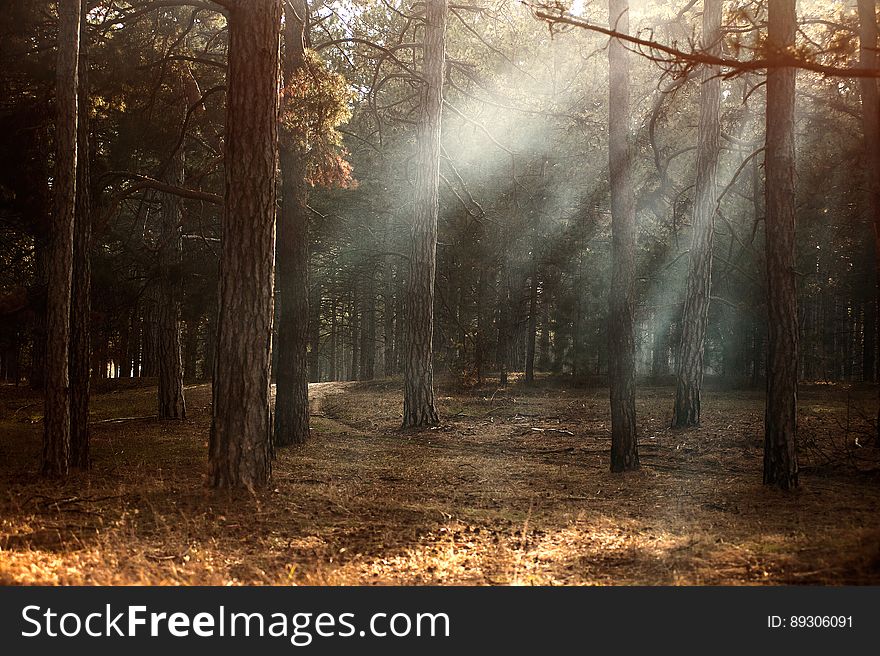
top-left (1, 378), bottom-right (878, 585)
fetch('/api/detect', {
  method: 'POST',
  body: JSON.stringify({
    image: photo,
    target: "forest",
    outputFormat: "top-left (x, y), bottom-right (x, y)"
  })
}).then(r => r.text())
top-left (0, 0), bottom-right (879, 585)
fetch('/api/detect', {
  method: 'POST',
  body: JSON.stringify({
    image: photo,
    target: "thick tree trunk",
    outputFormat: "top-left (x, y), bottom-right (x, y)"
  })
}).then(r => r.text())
top-left (607, 0), bottom-right (639, 472)
top-left (69, 0), bottom-right (91, 468)
top-left (209, 0), bottom-right (282, 489)
top-left (42, 0), bottom-right (81, 477)
top-left (672, 0), bottom-right (722, 428)
top-left (402, 0), bottom-right (446, 428)
top-left (157, 71), bottom-right (187, 420)
top-left (857, 0), bottom-right (880, 444)
top-left (763, 0), bottom-right (799, 489)
top-left (273, 0), bottom-right (310, 447)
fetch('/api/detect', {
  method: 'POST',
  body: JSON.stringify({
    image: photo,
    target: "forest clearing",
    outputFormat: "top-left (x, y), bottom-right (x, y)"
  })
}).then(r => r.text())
top-left (2, 378), bottom-right (878, 586)
top-left (3, 0), bottom-right (880, 596)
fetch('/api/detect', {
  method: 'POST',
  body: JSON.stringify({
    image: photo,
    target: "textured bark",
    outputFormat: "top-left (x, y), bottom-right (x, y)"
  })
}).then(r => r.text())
top-left (273, 0), bottom-right (310, 447)
top-left (42, 0), bottom-right (81, 477)
top-left (157, 71), bottom-right (187, 420)
top-left (209, 0), bottom-right (282, 489)
top-left (607, 0), bottom-right (639, 473)
top-left (69, 0), bottom-right (91, 468)
top-left (402, 0), bottom-right (446, 428)
top-left (763, 0), bottom-right (799, 489)
top-left (672, 0), bottom-right (722, 428)
top-left (857, 0), bottom-right (880, 444)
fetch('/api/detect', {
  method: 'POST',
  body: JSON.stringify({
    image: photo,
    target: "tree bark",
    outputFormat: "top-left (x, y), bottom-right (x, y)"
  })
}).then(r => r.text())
top-left (69, 0), bottom-right (91, 468)
top-left (763, 0), bottom-right (799, 489)
top-left (402, 0), bottom-right (446, 428)
top-left (157, 70), bottom-right (187, 420)
top-left (42, 0), bottom-right (81, 477)
top-left (607, 0), bottom-right (639, 472)
top-left (209, 0), bottom-right (282, 489)
top-left (273, 0), bottom-right (310, 447)
top-left (857, 0), bottom-right (880, 444)
top-left (672, 0), bottom-right (722, 428)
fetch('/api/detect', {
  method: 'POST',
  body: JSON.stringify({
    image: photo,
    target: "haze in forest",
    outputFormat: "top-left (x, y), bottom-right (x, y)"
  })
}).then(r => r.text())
top-left (0, 0), bottom-right (878, 586)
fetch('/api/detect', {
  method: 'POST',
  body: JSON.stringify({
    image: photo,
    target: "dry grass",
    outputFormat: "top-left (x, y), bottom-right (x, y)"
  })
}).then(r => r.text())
top-left (1, 378), bottom-right (879, 585)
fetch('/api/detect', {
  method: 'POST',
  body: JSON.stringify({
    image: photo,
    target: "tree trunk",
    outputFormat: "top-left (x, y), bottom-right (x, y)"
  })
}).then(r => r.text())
top-left (350, 288), bottom-right (359, 381)
top-left (361, 271), bottom-right (376, 381)
top-left (42, 0), bottom-right (81, 477)
top-left (857, 0), bottom-right (880, 444)
top-left (402, 0), bottom-right (446, 428)
top-left (607, 0), bottom-right (639, 472)
top-left (140, 295), bottom-right (158, 377)
top-left (309, 278), bottom-right (321, 382)
top-left (157, 71), bottom-right (187, 421)
top-left (30, 233), bottom-right (47, 391)
top-left (209, 0), bottom-right (281, 489)
top-left (498, 257), bottom-right (510, 386)
top-left (651, 310), bottom-right (669, 379)
top-left (329, 295), bottom-right (338, 380)
top-left (763, 0), bottom-right (799, 489)
top-left (273, 0), bottom-right (310, 447)
top-left (525, 260), bottom-right (538, 384)
top-left (384, 250), bottom-right (395, 378)
top-left (183, 317), bottom-right (199, 382)
top-left (69, 0), bottom-right (91, 468)
top-left (539, 283), bottom-right (551, 372)
top-left (672, 0), bottom-right (722, 428)
top-left (476, 266), bottom-right (487, 384)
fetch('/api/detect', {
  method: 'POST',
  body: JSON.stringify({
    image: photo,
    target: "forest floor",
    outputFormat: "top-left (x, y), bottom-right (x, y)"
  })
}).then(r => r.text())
top-left (1, 377), bottom-right (879, 585)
